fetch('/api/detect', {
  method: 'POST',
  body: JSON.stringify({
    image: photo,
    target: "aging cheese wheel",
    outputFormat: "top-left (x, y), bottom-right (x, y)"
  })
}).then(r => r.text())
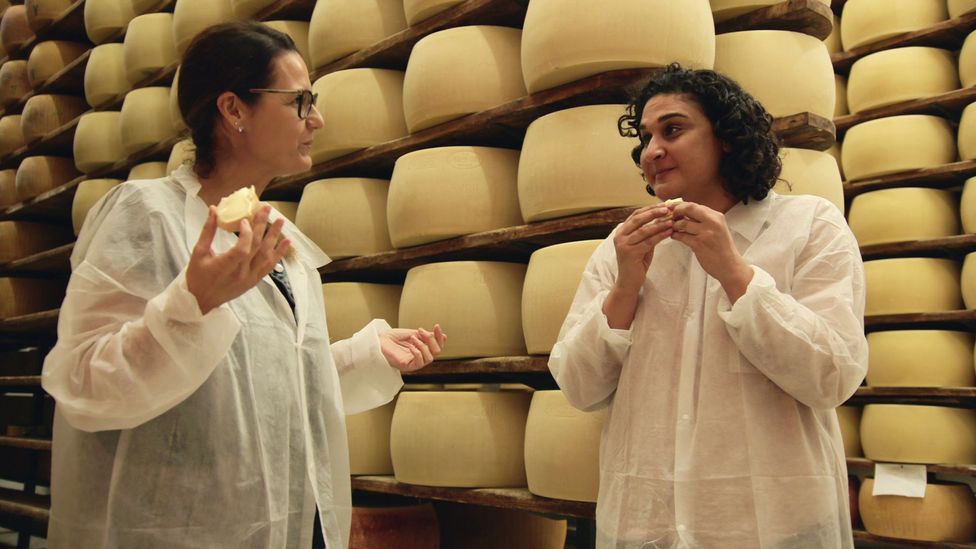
top-left (263, 21), bottom-right (310, 67)
top-left (951, 0), bottom-right (976, 18)
top-left (387, 146), bottom-right (522, 248)
top-left (172, 0), bottom-right (236, 56)
top-left (391, 390), bottom-right (532, 487)
top-left (709, 0), bottom-right (830, 22)
top-left (825, 14), bottom-right (841, 55)
top-left (72, 178), bottom-right (121, 235)
top-left (860, 479), bottom-right (976, 543)
top-left (1, 6), bottom-right (33, 52)
top-left (847, 187), bottom-right (959, 246)
top-left (774, 148), bottom-right (844, 211)
top-left (127, 161), bottom-right (167, 180)
top-left (0, 169), bottom-right (16, 206)
top-left (861, 404), bottom-right (976, 464)
top-left (346, 398), bottom-right (396, 475)
top-left (402, 26), bottom-right (525, 133)
top-left (834, 74), bottom-right (848, 118)
top-left (867, 330), bottom-right (975, 387)
top-left (524, 390), bottom-right (606, 502)
top-left (20, 94), bottom-right (87, 143)
top-left (27, 41), bottom-right (88, 89)
top-left (848, 48), bottom-right (959, 115)
top-left (24, 0), bottom-right (74, 32)
top-left (0, 61), bottom-right (31, 108)
top-left (230, 0), bottom-right (275, 19)
top-left (842, 115), bottom-right (956, 181)
top-left (403, 0), bottom-right (463, 25)
top-left (520, 0), bottom-right (714, 94)
top-left (308, 0), bottom-right (406, 70)
top-left (960, 103), bottom-right (976, 161)
top-left (0, 115), bottom-right (24, 157)
top-left (265, 201), bottom-right (297, 223)
top-left (15, 156), bottom-right (79, 201)
top-left (962, 30), bottom-right (976, 89)
top-left (518, 104), bottom-right (654, 222)
top-left (350, 503), bottom-right (439, 549)
top-left (321, 282), bottom-right (401, 343)
top-left (962, 253), bottom-right (976, 310)
top-left (120, 87), bottom-right (178, 157)
top-left (124, 13), bottom-right (178, 84)
top-left (522, 240), bottom-right (602, 354)
top-left (826, 142), bottom-right (843, 179)
top-left (166, 138), bottom-right (194, 174)
top-left (714, 30), bottom-right (835, 119)
top-left (436, 502), bottom-right (567, 549)
top-left (864, 258), bottom-right (962, 315)
top-left (0, 277), bottom-right (67, 318)
top-left (840, 0), bottom-right (947, 51)
top-left (962, 177), bottom-right (976, 233)
top-left (0, 220), bottom-right (72, 263)
top-left (168, 66), bottom-right (185, 132)
top-left (84, 43), bottom-right (131, 108)
top-left (295, 178), bottom-right (393, 259)
top-left (84, 0), bottom-right (136, 45)
top-left (836, 406), bottom-right (862, 458)
top-left (73, 111), bottom-right (125, 174)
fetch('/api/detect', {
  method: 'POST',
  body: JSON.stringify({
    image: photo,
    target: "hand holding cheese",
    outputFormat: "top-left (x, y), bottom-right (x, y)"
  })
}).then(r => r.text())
top-left (670, 200), bottom-right (753, 303)
top-left (379, 324), bottom-right (448, 372)
top-left (215, 185), bottom-right (260, 232)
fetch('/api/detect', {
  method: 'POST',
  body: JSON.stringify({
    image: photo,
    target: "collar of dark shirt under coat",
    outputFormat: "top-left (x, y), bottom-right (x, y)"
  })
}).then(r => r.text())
top-left (722, 191), bottom-right (776, 244)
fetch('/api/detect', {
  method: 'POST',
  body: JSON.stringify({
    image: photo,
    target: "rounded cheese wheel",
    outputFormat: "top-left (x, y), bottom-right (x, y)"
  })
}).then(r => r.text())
top-left (836, 406), bottom-right (862, 458)
top-left (308, 0), bottom-right (406, 70)
top-left (124, 13), bottom-right (178, 84)
top-left (960, 103), bottom-right (976, 161)
top-left (825, 14), bottom-right (841, 54)
top-left (73, 111), bottom-right (125, 174)
top-left (15, 156), bottom-right (79, 201)
top-left (84, 43), bottom-right (131, 108)
top-left (350, 503), bottom-right (439, 549)
top-left (521, 0), bottom-right (714, 94)
top-left (403, 26), bottom-right (525, 133)
top-left (0, 61), bottom-right (31, 108)
top-left (952, 0), bottom-right (976, 18)
top-left (387, 146), bottom-right (522, 248)
top-left (0, 115), bottom-right (24, 157)
top-left (826, 142), bottom-right (843, 179)
top-left (20, 94), bottom-right (87, 143)
top-left (436, 502), bottom-right (567, 549)
top-left (399, 261), bottom-right (527, 359)
top-left (130, 0), bottom-right (169, 14)
top-left (774, 148), bottom-right (844, 212)
top-left (841, 0), bottom-right (947, 51)
top-left (867, 330), bottom-right (975, 387)
top-left (834, 74), bottom-right (848, 118)
top-left (860, 479), bottom-right (976, 543)
top-left (847, 187), bottom-right (960, 246)
top-left (962, 177), bottom-right (976, 233)
top-left (864, 258), bottom-right (962, 316)
top-left (0, 169), bottom-right (16, 206)
top-left (168, 66), bottom-right (185, 132)
top-left (265, 201), bottom-right (297, 223)
top-left (321, 282), bottom-right (401, 342)
top-left (263, 21), bottom-right (310, 68)
top-left (230, 0), bottom-right (275, 19)
top-left (295, 178), bottom-right (392, 259)
top-left (390, 390), bottom-right (532, 487)
top-left (166, 138), bottom-right (194, 173)
top-left (0, 220), bottom-right (72, 263)
top-left (0, 6), bottom-right (33, 52)
top-left (524, 390), bottom-right (606, 502)
top-left (127, 161), bottom-right (167, 180)
top-left (710, 0), bottom-right (830, 22)
top-left (963, 31), bottom-right (976, 91)
top-left (842, 115), bottom-right (956, 181)
top-left (403, 0), bottom-right (463, 25)
top-left (310, 69), bottom-right (406, 164)
top-left (172, 0), bottom-right (236, 56)
top-left (84, 0), bottom-right (136, 45)
top-left (518, 104), bottom-right (655, 222)
top-left (522, 240), bottom-right (602, 354)
top-left (848, 48), bottom-right (959, 115)
top-left (346, 398), bottom-right (396, 475)
top-left (72, 178), bottom-right (121, 235)
top-left (24, 0), bottom-right (74, 32)
top-left (0, 277), bottom-right (67, 318)
top-left (962, 253), bottom-right (976, 309)
top-left (714, 30), bottom-right (835, 119)
top-left (120, 87), bottom-right (178, 157)
top-left (27, 41), bottom-right (88, 89)
top-left (861, 404), bottom-right (976, 464)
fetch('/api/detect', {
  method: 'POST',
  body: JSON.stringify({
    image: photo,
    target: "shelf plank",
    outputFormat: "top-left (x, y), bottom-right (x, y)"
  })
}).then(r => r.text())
top-left (865, 310), bottom-right (976, 332)
top-left (0, 0), bottom-right (88, 65)
top-left (0, 376), bottom-right (42, 388)
top-left (847, 457), bottom-right (976, 477)
top-left (253, 0), bottom-right (316, 20)
top-left (406, 356), bottom-right (549, 377)
top-left (773, 111), bottom-right (835, 151)
top-left (849, 387), bottom-right (976, 408)
top-left (0, 310), bottom-right (59, 335)
top-left (0, 437), bottom-right (50, 451)
top-left (860, 234), bottom-right (976, 261)
top-left (0, 243), bottom-right (73, 276)
top-left (835, 87), bottom-right (976, 136)
top-left (854, 530), bottom-right (976, 548)
top-left (844, 160), bottom-right (976, 199)
top-left (0, 487), bottom-right (49, 538)
top-left (715, 0), bottom-right (834, 40)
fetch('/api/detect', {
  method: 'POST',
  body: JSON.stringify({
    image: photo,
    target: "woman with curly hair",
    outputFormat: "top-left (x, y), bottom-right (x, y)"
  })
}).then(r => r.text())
top-left (549, 64), bottom-right (866, 548)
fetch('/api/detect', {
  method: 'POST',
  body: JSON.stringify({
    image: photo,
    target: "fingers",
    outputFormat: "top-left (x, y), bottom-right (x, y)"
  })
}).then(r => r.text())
top-left (624, 216), bottom-right (673, 246)
top-left (250, 205), bottom-right (272, 249)
top-left (417, 328), bottom-right (442, 355)
top-left (433, 324), bottom-right (447, 347)
top-left (193, 206), bottom-right (219, 258)
top-left (411, 334), bottom-right (434, 364)
top-left (250, 217), bottom-right (286, 272)
top-left (619, 205), bottom-right (669, 237)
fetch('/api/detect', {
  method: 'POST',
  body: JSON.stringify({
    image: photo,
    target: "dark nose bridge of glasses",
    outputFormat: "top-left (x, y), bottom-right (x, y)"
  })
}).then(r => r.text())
top-left (248, 88), bottom-right (318, 119)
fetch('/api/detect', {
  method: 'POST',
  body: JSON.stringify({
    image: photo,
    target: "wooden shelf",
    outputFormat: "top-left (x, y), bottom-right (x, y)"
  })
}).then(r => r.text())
top-left (0, 311), bottom-right (58, 336)
top-left (0, 437), bottom-right (50, 452)
top-left (865, 310), bottom-right (976, 332)
top-left (714, 0), bottom-right (834, 40)
top-left (849, 387), bottom-right (976, 408)
top-left (0, 487), bottom-right (49, 538)
top-left (0, 376), bottom-right (42, 389)
top-left (0, 243), bottom-right (73, 276)
top-left (859, 234), bottom-right (976, 261)
top-left (835, 87), bottom-right (976, 136)
top-left (844, 160), bottom-right (976, 199)
top-left (854, 530), bottom-right (976, 548)
top-left (0, 0), bottom-right (88, 65)
top-left (847, 457), bottom-right (976, 478)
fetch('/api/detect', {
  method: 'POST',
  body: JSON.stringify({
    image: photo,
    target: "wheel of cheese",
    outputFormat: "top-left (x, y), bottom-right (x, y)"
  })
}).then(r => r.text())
top-left (166, 138), bottom-right (194, 173)
top-left (263, 21), bottom-right (310, 68)
top-left (172, 0), bottom-right (236, 56)
top-left (714, 30), bottom-right (835, 119)
top-left (27, 41), bottom-right (88, 89)
top-left (962, 31), bottom-right (976, 89)
top-left (0, 61), bottom-right (31, 108)
top-left (387, 146), bottom-right (522, 247)
top-left (962, 253), bottom-right (976, 310)
top-left (864, 258), bottom-right (962, 316)
top-left (84, 0), bottom-right (136, 45)
top-left (403, 0), bottom-right (463, 25)
top-left (129, 0), bottom-right (169, 14)
top-left (0, 277), bottom-right (67, 318)
top-left (321, 282), bottom-right (401, 342)
top-left (951, 0), bottom-right (976, 18)
top-left (230, 0), bottom-right (275, 19)
top-left (308, 0), bottom-right (406, 70)
top-left (961, 177), bottom-right (976, 233)
top-left (21, 94), bottom-right (87, 143)
top-left (402, 26), bottom-right (525, 133)
top-left (436, 502), bottom-right (567, 549)
top-left (847, 48), bottom-right (959, 115)
top-left (710, 0), bottom-right (830, 22)
top-left (841, 0), bottom-right (947, 51)
top-left (124, 13), bottom-right (178, 84)
top-left (836, 406), bottom-right (862, 458)
top-left (399, 261), bottom-right (527, 359)
top-left (0, 115), bottom-right (24, 157)
top-left (24, 0), bottom-right (74, 32)
top-left (524, 390), bottom-right (606, 502)
top-left (127, 161), bottom-right (167, 180)
top-left (842, 115), bottom-right (956, 181)
top-left (73, 111), bottom-right (125, 174)
top-left (519, 105), bottom-right (654, 222)
top-left (847, 188), bottom-right (959, 246)
top-left (522, 240), bottom-right (602, 354)
top-left (0, 220), bottom-right (72, 263)
top-left (15, 156), bottom-right (80, 201)
top-left (309, 69), bottom-right (407, 164)
top-left (120, 87), bottom-right (178, 157)
top-left (834, 74), bottom-right (848, 118)
top-left (295, 178), bottom-right (392, 259)
top-left (1, 6), bottom-right (33, 52)
top-left (860, 479), bottom-right (976, 543)
top-left (960, 103), bottom-right (976, 161)
top-left (826, 142), bottom-right (843, 179)
top-left (346, 397), bottom-right (397, 475)
top-left (861, 404), bottom-right (976, 464)
top-left (867, 330), bottom-right (975, 387)
top-left (391, 390), bottom-right (532, 487)
top-left (521, 0), bottom-right (714, 94)
top-left (168, 66), bottom-right (185, 132)
top-left (72, 178), bottom-right (121, 235)
top-left (84, 43), bottom-right (131, 108)
top-left (350, 503), bottom-right (439, 549)
top-left (825, 14), bottom-right (841, 55)
top-left (774, 148), bottom-right (844, 212)
top-left (265, 201), bottom-right (297, 223)
top-left (0, 169), bottom-right (16, 206)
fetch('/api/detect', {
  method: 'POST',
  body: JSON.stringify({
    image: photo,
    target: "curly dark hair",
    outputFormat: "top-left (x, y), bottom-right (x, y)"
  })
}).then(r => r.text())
top-left (617, 63), bottom-right (781, 203)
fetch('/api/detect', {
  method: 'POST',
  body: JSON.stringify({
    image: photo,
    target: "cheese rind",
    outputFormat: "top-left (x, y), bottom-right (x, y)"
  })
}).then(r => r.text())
top-left (295, 178), bottom-right (393, 259)
top-left (308, 0), bottom-right (406, 70)
top-left (860, 479), bottom-right (976, 543)
top-left (836, 406), bottom-right (862, 458)
top-left (123, 13), bottom-right (178, 84)
top-left (847, 47), bottom-right (958, 114)
top-left (263, 21), bottom-right (310, 67)
top-left (0, 115), bottom-right (24, 157)
top-left (0, 61), bottom-right (30, 108)
top-left (172, 0), bottom-right (237, 56)
top-left (0, 220), bottom-right (72, 262)
top-left (321, 282), bottom-right (401, 343)
top-left (867, 330), bottom-right (975, 387)
top-left (841, 0), bottom-right (948, 51)
top-left (72, 178), bottom-right (122, 235)
top-left (848, 187), bottom-right (960, 246)
top-left (15, 156), bottom-right (80, 201)
top-left (774, 148), bottom-right (844, 211)
top-left (403, 0), bottom-right (463, 25)
top-left (842, 115), bottom-right (956, 181)
top-left (120, 87), bottom-right (179, 157)
top-left (27, 41), bottom-right (89, 89)
top-left (346, 398), bottom-right (396, 475)
top-left (864, 258), bottom-right (962, 315)
top-left (0, 6), bottom-right (33, 52)
top-left (21, 94), bottom-right (87, 143)
top-left (73, 111), bottom-right (126, 174)
top-left (24, 0), bottom-right (75, 32)
top-left (84, 43), bottom-right (131, 108)
top-left (959, 102), bottom-right (976, 161)
top-left (84, 0), bottom-right (136, 45)
top-left (0, 169), bottom-right (16, 206)
top-left (861, 404), bottom-right (976, 464)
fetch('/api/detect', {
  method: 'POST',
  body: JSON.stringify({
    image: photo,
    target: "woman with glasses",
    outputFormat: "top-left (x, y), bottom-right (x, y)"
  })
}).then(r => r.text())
top-left (41, 21), bottom-right (444, 549)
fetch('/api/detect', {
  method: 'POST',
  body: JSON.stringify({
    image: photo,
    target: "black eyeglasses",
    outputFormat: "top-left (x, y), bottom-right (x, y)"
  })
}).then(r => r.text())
top-left (249, 88), bottom-right (319, 119)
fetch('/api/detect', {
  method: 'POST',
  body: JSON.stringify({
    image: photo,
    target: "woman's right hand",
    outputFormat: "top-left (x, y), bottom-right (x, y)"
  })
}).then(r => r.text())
top-left (612, 203), bottom-right (674, 288)
top-left (186, 205), bottom-right (290, 314)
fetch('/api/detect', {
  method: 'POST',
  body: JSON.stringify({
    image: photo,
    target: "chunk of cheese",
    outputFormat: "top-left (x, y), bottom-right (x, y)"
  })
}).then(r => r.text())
top-left (961, 177), bottom-right (976, 233)
top-left (959, 103), bottom-right (976, 161)
top-left (263, 21), bottom-right (310, 68)
top-left (847, 187), bottom-right (960, 246)
top-left (215, 185), bottom-right (259, 232)
top-left (864, 258), bottom-right (962, 315)
top-left (962, 253), bottom-right (976, 310)
top-left (230, 0), bottom-right (275, 19)
top-left (295, 178), bottom-right (393, 259)
top-left (961, 30), bottom-right (976, 89)
top-left (951, 0), bottom-right (976, 18)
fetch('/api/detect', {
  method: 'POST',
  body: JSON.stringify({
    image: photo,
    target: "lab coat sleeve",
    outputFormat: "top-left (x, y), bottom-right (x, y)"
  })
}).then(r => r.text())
top-left (331, 318), bottom-right (403, 416)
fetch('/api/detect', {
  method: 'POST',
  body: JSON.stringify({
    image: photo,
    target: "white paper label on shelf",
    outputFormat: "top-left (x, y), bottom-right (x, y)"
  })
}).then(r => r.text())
top-left (872, 463), bottom-right (927, 498)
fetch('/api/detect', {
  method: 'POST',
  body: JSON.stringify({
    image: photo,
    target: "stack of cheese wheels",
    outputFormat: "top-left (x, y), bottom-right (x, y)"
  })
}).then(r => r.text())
top-left (263, 21), bottom-right (311, 67)
top-left (130, 0), bottom-right (169, 14)
top-left (402, 26), bottom-right (525, 133)
top-left (959, 103), bottom-right (976, 161)
top-left (85, 0), bottom-right (136, 45)
top-left (518, 104), bottom-right (654, 222)
top-left (0, 61), bottom-right (30, 108)
top-left (321, 282), bottom-right (401, 342)
top-left (866, 330), bottom-right (975, 387)
top-left (172, 0), bottom-right (236, 56)
top-left (85, 44), bottom-right (131, 108)
top-left (864, 258), bottom-right (961, 315)
top-left (346, 398), bottom-right (397, 475)
top-left (524, 390), bottom-right (606, 502)
top-left (861, 404), bottom-right (976, 463)
top-left (834, 75), bottom-right (848, 118)
top-left (0, 221), bottom-right (72, 262)
top-left (402, 0), bottom-right (463, 25)
top-left (166, 138), bottom-right (194, 173)
top-left (169, 67), bottom-right (185, 132)
top-left (399, 261), bottom-right (527, 359)
top-left (710, 0), bottom-right (830, 21)
top-left (714, 30), bottom-right (834, 119)
top-left (25, 0), bottom-right (74, 31)
top-left (295, 178), bottom-right (393, 259)
top-left (773, 148), bottom-right (844, 211)
top-left (859, 479), bottom-right (976, 543)
top-left (0, 277), bottom-right (67, 318)
top-left (436, 502), bottom-right (567, 549)
top-left (265, 201), bottom-right (298, 223)
top-left (0, 115), bottom-right (23, 157)
top-left (0, 169), bottom-right (16, 206)
top-left (124, 13), bottom-right (178, 84)
top-left (520, 0), bottom-right (714, 94)
top-left (74, 112), bottom-right (126, 174)
top-left (120, 87), bottom-right (178, 157)
top-left (847, 188), bottom-right (959, 246)
top-left (308, 0), bottom-right (406, 71)
top-left (842, 116), bottom-right (956, 181)
top-left (309, 69), bottom-right (407, 164)
top-left (27, 41), bottom-right (89, 89)
top-left (0, 6), bottom-right (32, 52)
top-left (951, 0), bottom-right (976, 17)
top-left (962, 31), bottom-right (976, 88)
top-left (72, 179), bottom-right (122, 235)
top-left (847, 48), bottom-right (958, 114)
top-left (522, 240), bottom-right (602, 354)
top-left (350, 503), bottom-right (439, 549)
top-left (386, 146), bottom-right (522, 247)
top-left (391, 389), bottom-right (532, 487)
top-left (841, 0), bottom-right (947, 51)
top-left (836, 406), bottom-right (862, 457)
top-left (15, 156), bottom-right (79, 201)
top-left (230, 0), bottom-right (275, 19)
top-left (962, 252), bottom-right (976, 308)
top-left (21, 95), bottom-right (87, 143)
top-left (128, 162), bottom-right (167, 180)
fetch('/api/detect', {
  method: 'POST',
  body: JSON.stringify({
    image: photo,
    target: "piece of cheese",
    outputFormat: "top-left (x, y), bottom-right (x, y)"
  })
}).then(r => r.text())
top-left (120, 86), bottom-right (179, 157)
top-left (123, 13), bottom-right (178, 84)
top-left (350, 503), bottom-right (439, 548)
top-left (864, 258), bottom-right (962, 316)
top-left (403, 26), bottom-right (525, 133)
top-left (0, 277), bottom-right (67, 318)
top-left (0, 115), bottom-right (24, 157)
top-left (841, 0), bottom-right (947, 51)
top-left (0, 169), bottom-right (16, 206)
top-left (307, 0), bottom-right (406, 70)
top-left (847, 48), bottom-right (959, 114)
top-left (321, 282), bottom-right (401, 343)
top-left (0, 61), bottom-right (31, 108)
top-left (172, 0), bottom-right (237, 56)
top-left (436, 502), bottom-right (568, 549)
top-left (73, 111), bottom-right (126, 174)
top-left (961, 30), bottom-right (976, 89)
top-left (346, 397), bottom-right (397, 475)
top-left (72, 178), bottom-right (121, 235)
top-left (842, 115), bottom-right (956, 181)
top-left (230, 0), bottom-right (275, 19)
top-left (166, 138), bottom-right (194, 174)
top-left (20, 94), bottom-right (87, 143)
top-left (27, 41), bottom-right (88, 89)
top-left (0, 6), bottom-right (33, 52)
top-left (215, 185), bottom-right (259, 232)
top-left (403, 0), bottom-right (463, 25)
top-left (399, 261), bottom-right (527, 359)
top-left (962, 177), bottom-right (976, 233)
top-left (15, 156), bottom-right (80, 201)
top-left (867, 330), bottom-right (975, 387)
top-left (836, 406), bottom-right (862, 458)
top-left (824, 14), bottom-right (841, 55)
top-left (521, 0), bottom-right (714, 94)
top-left (834, 74), bottom-right (848, 118)
top-left (295, 178), bottom-right (393, 259)
top-left (84, 0), bottom-right (136, 45)
top-left (24, 0), bottom-right (74, 32)
top-left (861, 404), bottom-right (976, 464)
top-left (518, 104), bottom-right (655, 222)
top-left (387, 146), bottom-right (522, 247)
top-left (860, 479), bottom-right (976, 543)
top-left (710, 0), bottom-right (830, 22)
top-left (127, 161), bottom-right (167, 181)
top-left (847, 187), bottom-right (959, 246)
top-left (774, 147), bottom-right (844, 212)
top-left (263, 21), bottom-right (310, 68)
top-left (0, 220), bottom-right (72, 263)
top-left (265, 201), bottom-right (297, 223)
top-left (84, 43), bottom-right (131, 108)
top-left (130, 0), bottom-right (169, 14)
top-left (960, 103), bottom-right (976, 161)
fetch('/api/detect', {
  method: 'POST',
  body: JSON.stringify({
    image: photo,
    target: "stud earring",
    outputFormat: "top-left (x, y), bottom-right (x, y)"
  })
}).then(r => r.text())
top-left (236, 124), bottom-right (245, 133)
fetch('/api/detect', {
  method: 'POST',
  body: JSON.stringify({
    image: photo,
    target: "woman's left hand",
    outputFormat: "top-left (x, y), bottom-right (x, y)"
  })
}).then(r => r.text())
top-left (670, 201), bottom-right (754, 303)
top-left (380, 325), bottom-right (447, 372)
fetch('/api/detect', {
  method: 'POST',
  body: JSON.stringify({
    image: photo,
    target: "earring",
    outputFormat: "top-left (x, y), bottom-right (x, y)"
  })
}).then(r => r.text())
top-left (236, 124), bottom-right (245, 133)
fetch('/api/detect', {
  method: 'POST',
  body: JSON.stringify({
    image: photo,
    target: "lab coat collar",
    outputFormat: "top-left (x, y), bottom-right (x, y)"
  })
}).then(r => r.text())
top-left (723, 191), bottom-right (775, 244)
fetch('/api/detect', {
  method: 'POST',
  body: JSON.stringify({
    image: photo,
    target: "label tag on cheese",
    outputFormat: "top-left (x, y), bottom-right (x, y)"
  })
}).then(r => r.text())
top-left (872, 463), bottom-right (927, 498)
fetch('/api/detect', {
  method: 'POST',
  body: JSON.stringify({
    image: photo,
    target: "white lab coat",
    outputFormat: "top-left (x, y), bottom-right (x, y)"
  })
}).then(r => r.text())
top-left (41, 166), bottom-right (403, 548)
top-left (550, 193), bottom-right (867, 549)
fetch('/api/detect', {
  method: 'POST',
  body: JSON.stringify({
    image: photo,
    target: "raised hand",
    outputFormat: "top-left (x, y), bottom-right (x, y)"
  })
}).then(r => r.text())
top-left (379, 325), bottom-right (447, 372)
top-left (611, 203), bottom-right (675, 290)
top-left (670, 201), bottom-right (753, 303)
